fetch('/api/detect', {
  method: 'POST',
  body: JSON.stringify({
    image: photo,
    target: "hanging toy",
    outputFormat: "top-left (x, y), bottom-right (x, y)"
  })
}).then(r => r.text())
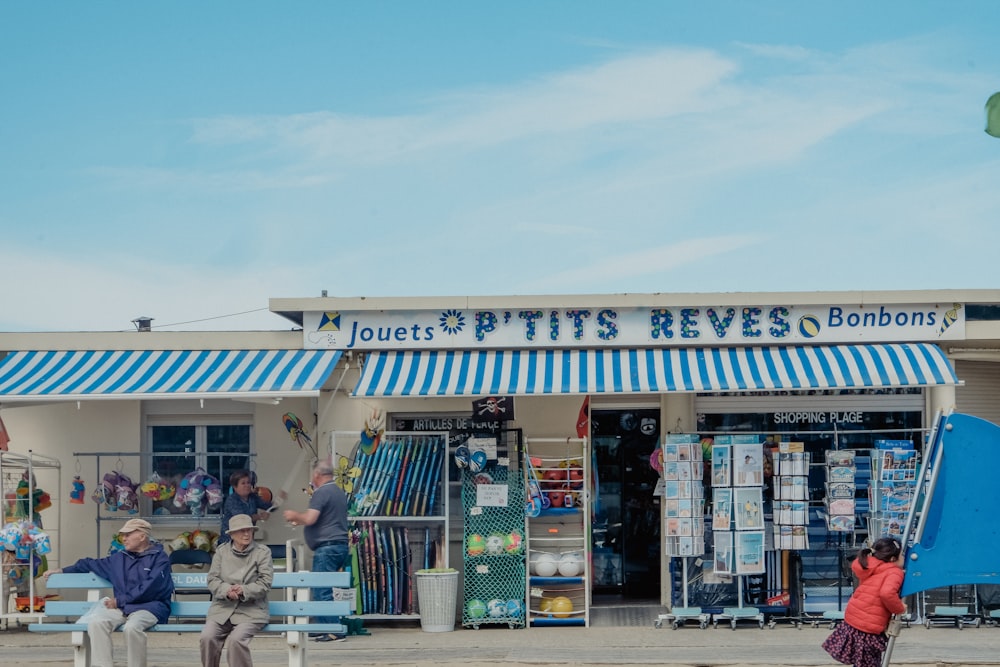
top-left (115, 472), bottom-right (139, 514)
top-left (140, 472), bottom-right (176, 501)
top-left (283, 412), bottom-right (317, 457)
top-left (93, 471), bottom-right (122, 511)
top-left (33, 488), bottom-right (52, 512)
top-left (69, 476), bottom-right (86, 504)
top-left (359, 409), bottom-right (385, 456)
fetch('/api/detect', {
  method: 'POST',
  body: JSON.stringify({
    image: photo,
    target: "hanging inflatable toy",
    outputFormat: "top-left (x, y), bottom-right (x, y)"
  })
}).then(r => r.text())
top-left (69, 475), bottom-right (86, 504)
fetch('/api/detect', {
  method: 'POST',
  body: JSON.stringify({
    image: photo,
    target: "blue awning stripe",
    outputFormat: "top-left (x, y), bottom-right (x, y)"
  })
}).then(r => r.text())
top-left (0, 350), bottom-right (342, 401)
top-left (351, 343), bottom-right (959, 397)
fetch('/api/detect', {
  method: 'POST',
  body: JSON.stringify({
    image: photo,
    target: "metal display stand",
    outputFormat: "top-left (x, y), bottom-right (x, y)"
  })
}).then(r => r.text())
top-left (331, 431), bottom-right (450, 621)
top-left (461, 429), bottom-right (526, 629)
top-left (525, 437), bottom-right (590, 627)
top-left (1, 450), bottom-right (61, 628)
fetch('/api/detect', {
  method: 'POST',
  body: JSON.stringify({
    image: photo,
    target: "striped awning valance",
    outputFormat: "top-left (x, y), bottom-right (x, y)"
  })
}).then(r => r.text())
top-left (352, 344), bottom-right (958, 397)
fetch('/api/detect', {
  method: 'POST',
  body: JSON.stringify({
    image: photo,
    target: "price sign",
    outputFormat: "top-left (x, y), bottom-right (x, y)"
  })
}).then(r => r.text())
top-left (475, 483), bottom-right (509, 507)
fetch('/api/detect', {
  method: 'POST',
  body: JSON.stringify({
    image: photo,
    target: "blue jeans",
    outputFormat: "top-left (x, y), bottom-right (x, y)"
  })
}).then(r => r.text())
top-left (312, 542), bottom-right (349, 626)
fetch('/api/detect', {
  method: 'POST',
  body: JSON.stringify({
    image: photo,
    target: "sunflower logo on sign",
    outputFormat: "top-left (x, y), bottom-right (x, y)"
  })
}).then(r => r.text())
top-left (439, 309), bottom-right (465, 335)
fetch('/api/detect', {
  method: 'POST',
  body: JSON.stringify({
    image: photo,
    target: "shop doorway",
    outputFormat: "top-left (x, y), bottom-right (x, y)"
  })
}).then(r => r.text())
top-left (591, 408), bottom-right (661, 601)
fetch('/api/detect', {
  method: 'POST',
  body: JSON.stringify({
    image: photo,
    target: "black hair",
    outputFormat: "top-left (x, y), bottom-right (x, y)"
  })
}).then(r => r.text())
top-left (857, 536), bottom-right (903, 570)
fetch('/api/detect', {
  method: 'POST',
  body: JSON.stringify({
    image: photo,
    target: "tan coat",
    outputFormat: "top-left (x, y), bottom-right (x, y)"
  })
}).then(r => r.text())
top-left (205, 541), bottom-right (273, 625)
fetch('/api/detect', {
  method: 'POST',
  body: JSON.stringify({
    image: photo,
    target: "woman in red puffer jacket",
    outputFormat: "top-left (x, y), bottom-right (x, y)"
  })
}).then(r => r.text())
top-left (822, 537), bottom-right (906, 667)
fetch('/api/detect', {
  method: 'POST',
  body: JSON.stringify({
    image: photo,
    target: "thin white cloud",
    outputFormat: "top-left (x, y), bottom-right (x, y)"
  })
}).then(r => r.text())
top-left (0, 246), bottom-right (300, 332)
top-left (530, 235), bottom-right (762, 291)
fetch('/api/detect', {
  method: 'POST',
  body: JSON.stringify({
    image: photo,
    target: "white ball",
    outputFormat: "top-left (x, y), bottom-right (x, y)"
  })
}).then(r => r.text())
top-left (485, 534), bottom-right (505, 556)
top-left (487, 598), bottom-right (506, 618)
top-left (533, 552), bottom-right (558, 577)
top-left (558, 552), bottom-right (582, 577)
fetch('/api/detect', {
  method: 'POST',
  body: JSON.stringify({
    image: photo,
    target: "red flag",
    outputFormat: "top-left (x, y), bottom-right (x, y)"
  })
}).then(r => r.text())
top-left (0, 414), bottom-right (10, 451)
top-left (575, 396), bottom-right (590, 438)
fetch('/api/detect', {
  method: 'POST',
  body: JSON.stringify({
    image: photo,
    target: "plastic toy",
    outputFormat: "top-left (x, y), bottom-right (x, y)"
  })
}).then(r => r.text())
top-left (69, 476), bottom-right (86, 504)
top-left (466, 533), bottom-right (485, 556)
top-left (465, 598), bottom-right (486, 618)
top-left (140, 472), bottom-right (175, 501)
top-left (169, 532), bottom-right (192, 552)
top-left (174, 467), bottom-right (224, 517)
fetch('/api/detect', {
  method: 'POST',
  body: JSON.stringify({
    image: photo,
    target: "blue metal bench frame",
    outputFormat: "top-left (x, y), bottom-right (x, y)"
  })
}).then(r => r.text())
top-left (30, 570), bottom-right (352, 667)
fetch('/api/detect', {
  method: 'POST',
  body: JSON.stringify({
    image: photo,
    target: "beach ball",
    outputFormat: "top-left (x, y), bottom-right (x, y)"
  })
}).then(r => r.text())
top-left (466, 533), bottom-right (485, 556)
top-left (533, 552), bottom-right (558, 577)
top-left (487, 598), bottom-right (506, 618)
top-left (466, 598), bottom-right (486, 619)
top-left (798, 315), bottom-right (821, 338)
top-left (485, 532), bottom-right (505, 556)
top-left (504, 531), bottom-right (523, 554)
top-left (506, 599), bottom-right (523, 618)
top-left (551, 596), bottom-right (573, 618)
top-left (558, 552), bottom-right (582, 577)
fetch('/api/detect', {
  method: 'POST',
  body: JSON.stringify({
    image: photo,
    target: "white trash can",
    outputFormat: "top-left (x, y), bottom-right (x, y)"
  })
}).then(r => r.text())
top-left (415, 569), bottom-right (458, 632)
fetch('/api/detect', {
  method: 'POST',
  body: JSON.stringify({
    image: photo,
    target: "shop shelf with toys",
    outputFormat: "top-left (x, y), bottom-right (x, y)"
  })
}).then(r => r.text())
top-left (524, 437), bottom-right (590, 627)
top-left (1, 450), bottom-right (61, 625)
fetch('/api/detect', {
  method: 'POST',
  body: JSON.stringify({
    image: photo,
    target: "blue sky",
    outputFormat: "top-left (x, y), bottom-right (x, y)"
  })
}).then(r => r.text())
top-left (2, 1), bottom-right (998, 332)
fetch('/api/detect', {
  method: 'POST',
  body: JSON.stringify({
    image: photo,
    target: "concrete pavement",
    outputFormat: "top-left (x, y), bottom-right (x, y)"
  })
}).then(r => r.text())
top-left (2, 619), bottom-right (999, 667)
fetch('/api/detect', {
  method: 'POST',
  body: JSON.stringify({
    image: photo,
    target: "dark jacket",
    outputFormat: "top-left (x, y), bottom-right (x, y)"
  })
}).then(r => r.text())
top-left (64, 542), bottom-right (174, 623)
top-left (844, 557), bottom-right (905, 634)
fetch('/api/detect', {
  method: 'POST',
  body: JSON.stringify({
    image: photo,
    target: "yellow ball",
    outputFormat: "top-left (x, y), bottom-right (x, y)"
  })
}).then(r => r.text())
top-left (550, 596), bottom-right (573, 618)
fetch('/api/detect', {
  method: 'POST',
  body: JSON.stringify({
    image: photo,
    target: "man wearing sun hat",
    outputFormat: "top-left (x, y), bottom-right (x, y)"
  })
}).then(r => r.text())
top-left (200, 514), bottom-right (273, 667)
top-left (44, 518), bottom-right (173, 667)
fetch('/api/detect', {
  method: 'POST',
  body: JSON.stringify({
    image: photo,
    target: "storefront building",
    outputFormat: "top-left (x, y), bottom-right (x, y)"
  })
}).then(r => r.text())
top-left (2, 289), bottom-right (1000, 620)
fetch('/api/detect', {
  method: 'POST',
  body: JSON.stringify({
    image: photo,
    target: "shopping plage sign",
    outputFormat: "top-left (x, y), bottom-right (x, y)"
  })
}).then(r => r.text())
top-left (303, 302), bottom-right (965, 350)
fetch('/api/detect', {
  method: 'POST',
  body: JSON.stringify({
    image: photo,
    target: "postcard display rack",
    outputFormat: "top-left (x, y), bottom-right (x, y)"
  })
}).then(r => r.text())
top-left (824, 450), bottom-right (858, 534)
top-left (773, 448), bottom-right (811, 550)
top-left (656, 434), bottom-right (710, 629)
top-left (867, 441), bottom-right (918, 540)
top-left (460, 432), bottom-right (527, 629)
top-left (524, 437), bottom-right (590, 627)
top-left (709, 436), bottom-right (768, 629)
top-left (331, 431), bottom-right (450, 619)
top-left (1, 450), bottom-right (61, 626)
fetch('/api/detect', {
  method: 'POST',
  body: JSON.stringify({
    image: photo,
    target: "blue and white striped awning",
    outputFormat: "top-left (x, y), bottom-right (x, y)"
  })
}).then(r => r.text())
top-left (0, 349), bottom-right (343, 402)
top-left (352, 344), bottom-right (958, 397)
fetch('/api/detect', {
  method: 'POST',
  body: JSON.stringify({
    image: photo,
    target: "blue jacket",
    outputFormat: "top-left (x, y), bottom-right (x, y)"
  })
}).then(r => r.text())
top-left (64, 542), bottom-right (174, 623)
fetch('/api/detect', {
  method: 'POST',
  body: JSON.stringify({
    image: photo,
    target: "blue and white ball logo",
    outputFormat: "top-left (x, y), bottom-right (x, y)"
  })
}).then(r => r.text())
top-left (797, 315), bottom-right (821, 338)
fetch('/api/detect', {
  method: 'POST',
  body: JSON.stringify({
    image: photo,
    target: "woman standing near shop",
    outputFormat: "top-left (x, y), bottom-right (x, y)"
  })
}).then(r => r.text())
top-left (219, 470), bottom-right (271, 544)
top-left (822, 537), bottom-right (906, 667)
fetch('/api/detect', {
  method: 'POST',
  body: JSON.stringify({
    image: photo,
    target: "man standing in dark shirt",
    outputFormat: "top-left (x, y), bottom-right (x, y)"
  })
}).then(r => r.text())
top-left (283, 460), bottom-right (349, 643)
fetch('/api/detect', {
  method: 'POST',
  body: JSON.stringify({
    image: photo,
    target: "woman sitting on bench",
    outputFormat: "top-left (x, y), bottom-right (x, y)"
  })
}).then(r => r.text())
top-left (200, 513), bottom-right (274, 667)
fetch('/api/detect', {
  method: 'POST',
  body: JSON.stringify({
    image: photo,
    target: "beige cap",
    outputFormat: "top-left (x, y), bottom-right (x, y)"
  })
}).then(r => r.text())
top-left (226, 514), bottom-right (258, 534)
top-left (120, 518), bottom-right (152, 535)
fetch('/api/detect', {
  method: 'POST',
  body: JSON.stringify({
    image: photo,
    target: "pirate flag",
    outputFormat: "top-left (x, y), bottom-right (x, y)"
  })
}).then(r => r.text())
top-left (472, 396), bottom-right (514, 421)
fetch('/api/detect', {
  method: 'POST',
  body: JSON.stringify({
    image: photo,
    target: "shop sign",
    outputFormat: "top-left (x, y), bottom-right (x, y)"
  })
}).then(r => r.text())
top-left (303, 302), bottom-right (965, 350)
top-left (772, 411), bottom-right (864, 425)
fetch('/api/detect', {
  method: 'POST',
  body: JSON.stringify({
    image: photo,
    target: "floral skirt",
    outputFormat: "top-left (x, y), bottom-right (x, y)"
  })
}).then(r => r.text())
top-left (822, 622), bottom-right (888, 667)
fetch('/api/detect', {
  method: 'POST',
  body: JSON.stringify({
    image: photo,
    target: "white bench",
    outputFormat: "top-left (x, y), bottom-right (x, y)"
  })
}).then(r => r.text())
top-left (30, 570), bottom-right (352, 667)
